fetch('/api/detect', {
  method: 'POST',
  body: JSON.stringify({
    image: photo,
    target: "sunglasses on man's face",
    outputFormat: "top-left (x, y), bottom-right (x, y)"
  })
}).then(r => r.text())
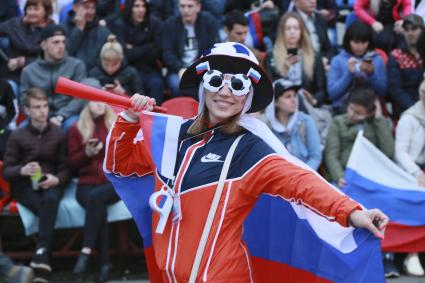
top-left (202, 70), bottom-right (252, 96)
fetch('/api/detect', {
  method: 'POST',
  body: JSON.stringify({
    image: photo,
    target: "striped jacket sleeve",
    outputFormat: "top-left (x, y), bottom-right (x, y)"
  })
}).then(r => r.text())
top-left (244, 154), bottom-right (362, 227)
top-left (104, 116), bottom-right (154, 176)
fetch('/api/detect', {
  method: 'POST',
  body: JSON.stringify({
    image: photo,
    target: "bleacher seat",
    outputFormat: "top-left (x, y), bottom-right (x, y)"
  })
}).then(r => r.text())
top-left (161, 97), bottom-right (199, 119)
top-left (17, 179), bottom-right (132, 236)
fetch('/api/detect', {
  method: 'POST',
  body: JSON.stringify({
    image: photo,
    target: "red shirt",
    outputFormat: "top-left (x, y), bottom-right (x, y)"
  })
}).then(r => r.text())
top-left (68, 117), bottom-right (109, 185)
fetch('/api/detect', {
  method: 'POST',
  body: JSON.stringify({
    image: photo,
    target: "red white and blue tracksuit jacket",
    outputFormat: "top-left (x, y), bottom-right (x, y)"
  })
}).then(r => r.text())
top-left (105, 116), bottom-right (361, 283)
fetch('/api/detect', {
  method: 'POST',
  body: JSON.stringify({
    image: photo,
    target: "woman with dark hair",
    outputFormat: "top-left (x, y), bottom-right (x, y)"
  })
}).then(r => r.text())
top-left (109, 0), bottom-right (165, 103)
top-left (0, 0), bottom-right (54, 82)
top-left (354, 0), bottom-right (410, 53)
top-left (327, 21), bottom-right (387, 114)
top-left (266, 12), bottom-right (327, 107)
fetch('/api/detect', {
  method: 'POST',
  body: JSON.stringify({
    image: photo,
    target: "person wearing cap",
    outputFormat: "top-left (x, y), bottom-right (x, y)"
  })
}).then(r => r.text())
top-left (260, 79), bottom-right (322, 171)
top-left (162, 0), bottom-right (220, 97)
top-left (104, 42), bottom-right (389, 282)
top-left (65, 0), bottom-right (111, 71)
top-left (20, 24), bottom-right (87, 131)
top-left (3, 87), bottom-right (71, 283)
top-left (67, 82), bottom-right (119, 282)
top-left (388, 13), bottom-right (424, 119)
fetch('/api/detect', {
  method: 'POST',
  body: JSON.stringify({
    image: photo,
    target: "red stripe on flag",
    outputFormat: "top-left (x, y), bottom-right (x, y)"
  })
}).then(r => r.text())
top-left (144, 246), bottom-right (165, 283)
top-left (251, 256), bottom-right (333, 283)
top-left (139, 113), bottom-right (156, 171)
top-left (251, 12), bottom-right (264, 48)
top-left (382, 222), bottom-right (425, 252)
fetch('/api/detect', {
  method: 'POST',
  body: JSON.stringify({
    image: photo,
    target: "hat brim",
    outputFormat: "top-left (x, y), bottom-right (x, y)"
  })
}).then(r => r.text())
top-left (179, 55), bottom-right (274, 113)
top-left (275, 85), bottom-right (302, 98)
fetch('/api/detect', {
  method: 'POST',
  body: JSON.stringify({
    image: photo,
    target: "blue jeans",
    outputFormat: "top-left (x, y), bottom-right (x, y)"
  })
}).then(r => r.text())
top-left (166, 72), bottom-right (181, 98)
top-left (139, 69), bottom-right (165, 104)
top-left (0, 253), bottom-right (14, 278)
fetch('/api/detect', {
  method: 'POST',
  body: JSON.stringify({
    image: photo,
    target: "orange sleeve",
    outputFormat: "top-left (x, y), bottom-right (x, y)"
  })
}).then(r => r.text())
top-left (244, 155), bottom-right (362, 227)
top-left (104, 116), bottom-right (154, 176)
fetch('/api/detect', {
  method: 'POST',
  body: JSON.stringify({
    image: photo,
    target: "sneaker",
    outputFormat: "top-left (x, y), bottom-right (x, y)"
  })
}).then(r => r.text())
top-left (33, 269), bottom-right (51, 283)
top-left (98, 263), bottom-right (112, 283)
top-left (384, 258), bottom-right (400, 278)
top-left (72, 253), bottom-right (90, 282)
top-left (404, 253), bottom-right (425, 276)
top-left (7, 265), bottom-right (34, 283)
top-left (30, 248), bottom-right (51, 272)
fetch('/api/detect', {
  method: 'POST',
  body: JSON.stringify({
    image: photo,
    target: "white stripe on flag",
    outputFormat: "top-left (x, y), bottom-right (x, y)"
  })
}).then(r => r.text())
top-left (161, 115), bottom-right (184, 179)
top-left (291, 203), bottom-right (357, 253)
top-left (239, 116), bottom-right (358, 253)
top-left (347, 132), bottom-right (421, 191)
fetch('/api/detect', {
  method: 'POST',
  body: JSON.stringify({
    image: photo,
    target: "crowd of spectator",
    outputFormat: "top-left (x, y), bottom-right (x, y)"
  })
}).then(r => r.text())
top-left (0, 0), bottom-right (424, 282)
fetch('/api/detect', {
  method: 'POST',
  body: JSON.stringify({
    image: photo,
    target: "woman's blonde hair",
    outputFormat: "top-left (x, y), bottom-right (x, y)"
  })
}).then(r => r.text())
top-left (100, 36), bottom-right (124, 62)
top-left (77, 103), bottom-right (117, 143)
top-left (273, 12), bottom-right (315, 80)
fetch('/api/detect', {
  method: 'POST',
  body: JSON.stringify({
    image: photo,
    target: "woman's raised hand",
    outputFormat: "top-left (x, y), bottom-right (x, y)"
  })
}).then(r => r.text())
top-left (125, 93), bottom-right (156, 120)
top-left (349, 209), bottom-right (389, 239)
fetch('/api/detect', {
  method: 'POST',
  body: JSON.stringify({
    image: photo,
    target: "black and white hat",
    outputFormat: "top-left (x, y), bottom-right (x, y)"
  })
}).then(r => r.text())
top-left (179, 42), bottom-right (274, 113)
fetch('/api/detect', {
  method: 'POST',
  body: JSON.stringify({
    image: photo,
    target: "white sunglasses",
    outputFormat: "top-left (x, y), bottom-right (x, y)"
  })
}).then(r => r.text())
top-left (202, 70), bottom-right (252, 96)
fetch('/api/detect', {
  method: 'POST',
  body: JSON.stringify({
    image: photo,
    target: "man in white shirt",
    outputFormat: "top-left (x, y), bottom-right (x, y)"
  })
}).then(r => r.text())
top-left (292, 0), bottom-right (334, 59)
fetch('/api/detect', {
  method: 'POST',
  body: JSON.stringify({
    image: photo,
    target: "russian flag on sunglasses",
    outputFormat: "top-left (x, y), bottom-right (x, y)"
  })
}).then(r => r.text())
top-left (105, 112), bottom-right (183, 283)
top-left (344, 132), bottom-right (425, 253)
top-left (105, 113), bottom-right (384, 283)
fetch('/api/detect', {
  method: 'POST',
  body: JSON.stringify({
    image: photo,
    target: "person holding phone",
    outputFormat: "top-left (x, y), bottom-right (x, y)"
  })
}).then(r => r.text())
top-left (89, 36), bottom-right (144, 97)
top-left (68, 97), bottom-right (119, 282)
top-left (266, 12), bottom-right (328, 107)
top-left (328, 21), bottom-right (387, 114)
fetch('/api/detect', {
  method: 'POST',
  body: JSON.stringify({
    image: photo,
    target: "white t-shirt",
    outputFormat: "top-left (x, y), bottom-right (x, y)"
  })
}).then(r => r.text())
top-left (182, 24), bottom-right (198, 68)
top-left (298, 10), bottom-right (321, 53)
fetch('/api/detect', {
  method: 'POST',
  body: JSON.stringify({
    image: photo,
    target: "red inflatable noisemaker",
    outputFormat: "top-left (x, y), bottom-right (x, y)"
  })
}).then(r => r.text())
top-left (55, 77), bottom-right (166, 113)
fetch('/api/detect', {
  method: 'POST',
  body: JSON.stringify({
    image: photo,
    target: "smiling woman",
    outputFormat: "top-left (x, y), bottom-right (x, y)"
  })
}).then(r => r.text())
top-left (104, 42), bottom-right (389, 283)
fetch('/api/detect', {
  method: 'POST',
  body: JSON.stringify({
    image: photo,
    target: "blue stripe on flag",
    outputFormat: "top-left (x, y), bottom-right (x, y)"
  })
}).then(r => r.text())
top-left (106, 173), bottom-right (154, 247)
top-left (345, 168), bottom-right (425, 226)
top-left (151, 116), bottom-right (168, 173)
top-left (243, 194), bottom-right (384, 283)
top-left (247, 14), bottom-right (259, 48)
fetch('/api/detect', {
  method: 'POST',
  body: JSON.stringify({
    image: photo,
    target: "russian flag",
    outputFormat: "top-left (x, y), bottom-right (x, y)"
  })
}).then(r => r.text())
top-left (105, 112), bottom-right (183, 283)
top-left (105, 113), bottom-right (385, 282)
top-left (196, 61), bottom-right (210, 75)
top-left (243, 194), bottom-right (384, 283)
top-left (245, 9), bottom-right (264, 49)
top-left (344, 132), bottom-right (425, 253)
top-left (247, 67), bottom-right (261, 84)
